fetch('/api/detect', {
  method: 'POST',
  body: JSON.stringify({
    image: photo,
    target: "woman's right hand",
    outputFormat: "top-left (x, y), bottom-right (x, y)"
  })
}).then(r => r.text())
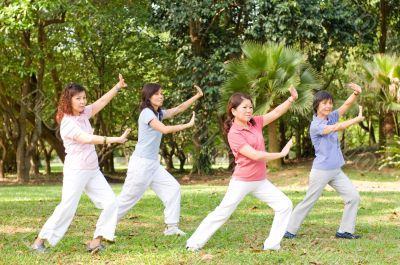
top-left (194, 85), bottom-right (204, 98)
top-left (187, 112), bottom-right (195, 127)
top-left (280, 139), bottom-right (293, 157)
top-left (116, 73), bottom-right (128, 90)
top-left (288, 85), bottom-right (298, 101)
top-left (357, 106), bottom-right (365, 122)
top-left (118, 128), bottom-right (131, 143)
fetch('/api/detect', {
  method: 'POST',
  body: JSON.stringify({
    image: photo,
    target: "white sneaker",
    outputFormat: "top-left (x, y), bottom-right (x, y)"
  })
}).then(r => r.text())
top-left (186, 246), bottom-right (200, 252)
top-left (263, 244), bottom-right (281, 251)
top-left (163, 226), bottom-right (186, 236)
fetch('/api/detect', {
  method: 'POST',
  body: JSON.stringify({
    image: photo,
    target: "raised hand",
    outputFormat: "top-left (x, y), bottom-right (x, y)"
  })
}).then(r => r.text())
top-left (280, 139), bottom-right (293, 157)
top-left (348, 83), bottom-right (362, 94)
top-left (187, 111), bottom-right (196, 127)
top-left (194, 85), bottom-right (204, 98)
top-left (357, 106), bottom-right (365, 121)
top-left (118, 128), bottom-right (131, 143)
top-left (288, 85), bottom-right (298, 101)
top-left (117, 73), bottom-right (128, 90)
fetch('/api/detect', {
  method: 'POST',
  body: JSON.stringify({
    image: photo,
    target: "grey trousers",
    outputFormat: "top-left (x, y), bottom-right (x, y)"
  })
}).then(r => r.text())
top-left (287, 168), bottom-right (360, 234)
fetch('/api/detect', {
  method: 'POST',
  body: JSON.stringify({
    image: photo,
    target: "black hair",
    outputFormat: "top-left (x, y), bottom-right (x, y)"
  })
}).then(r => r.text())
top-left (313, 90), bottom-right (334, 114)
top-left (224, 93), bottom-right (256, 134)
top-left (139, 83), bottom-right (164, 120)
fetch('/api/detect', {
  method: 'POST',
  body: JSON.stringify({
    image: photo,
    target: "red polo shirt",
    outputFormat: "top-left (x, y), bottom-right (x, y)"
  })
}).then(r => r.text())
top-left (228, 116), bottom-right (267, 181)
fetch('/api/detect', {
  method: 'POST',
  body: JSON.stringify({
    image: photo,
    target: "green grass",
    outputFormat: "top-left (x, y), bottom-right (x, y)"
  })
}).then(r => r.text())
top-left (0, 171), bottom-right (399, 264)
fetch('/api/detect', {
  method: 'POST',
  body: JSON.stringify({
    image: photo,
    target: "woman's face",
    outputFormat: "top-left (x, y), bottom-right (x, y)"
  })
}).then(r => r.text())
top-left (317, 99), bottom-right (333, 117)
top-left (232, 98), bottom-right (253, 123)
top-left (149, 89), bottom-right (164, 109)
top-left (71, 91), bottom-right (87, 115)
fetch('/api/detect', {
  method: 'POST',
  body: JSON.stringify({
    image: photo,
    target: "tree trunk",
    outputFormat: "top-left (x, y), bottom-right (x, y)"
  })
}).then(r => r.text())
top-left (279, 120), bottom-right (286, 165)
top-left (16, 81), bottom-right (31, 183)
top-left (0, 139), bottom-right (5, 179)
top-left (30, 147), bottom-right (40, 175)
top-left (383, 111), bottom-right (395, 144)
top-left (191, 107), bottom-right (213, 175)
top-left (44, 149), bottom-right (52, 175)
top-left (379, 0), bottom-right (388, 53)
top-left (378, 114), bottom-right (385, 147)
top-left (268, 120), bottom-right (281, 169)
top-left (176, 150), bottom-right (186, 172)
top-left (160, 136), bottom-right (175, 171)
top-left (295, 128), bottom-right (301, 159)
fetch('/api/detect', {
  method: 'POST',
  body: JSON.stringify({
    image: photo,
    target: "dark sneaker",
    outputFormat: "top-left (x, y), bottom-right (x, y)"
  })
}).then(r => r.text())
top-left (284, 231), bottom-right (296, 239)
top-left (86, 243), bottom-right (105, 254)
top-left (335, 232), bottom-right (361, 239)
top-left (30, 243), bottom-right (47, 253)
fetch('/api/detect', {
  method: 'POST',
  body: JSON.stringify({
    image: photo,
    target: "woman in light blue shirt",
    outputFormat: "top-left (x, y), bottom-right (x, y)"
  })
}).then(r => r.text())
top-left (117, 83), bottom-right (203, 236)
top-left (285, 83), bottom-right (364, 240)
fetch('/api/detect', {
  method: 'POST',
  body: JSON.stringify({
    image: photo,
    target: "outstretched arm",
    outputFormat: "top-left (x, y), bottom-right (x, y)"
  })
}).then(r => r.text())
top-left (323, 106), bottom-right (364, 134)
top-left (337, 83), bottom-right (362, 117)
top-left (163, 85), bottom-right (203, 119)
top-left (238, 139), bottom-right (293, 162)
top-left (91, 74), bottom-right (127, 117)
top-left (262, 85), bottom-right (298, 126)
top-left (150, 112), bottom-right (195, 134)
top-left (75, 128), bottom-right (131, 145)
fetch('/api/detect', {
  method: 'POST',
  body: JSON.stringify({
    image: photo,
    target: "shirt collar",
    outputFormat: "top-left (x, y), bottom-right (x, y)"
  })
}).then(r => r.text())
top-left (231, 121), bottom-right (253, 131)
top-left (313, 114), bottom-right (328, 123)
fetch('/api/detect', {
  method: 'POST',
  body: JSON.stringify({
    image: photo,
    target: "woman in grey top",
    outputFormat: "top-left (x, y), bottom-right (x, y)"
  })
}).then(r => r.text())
top-left (117, 83), bottom-right (203, 236)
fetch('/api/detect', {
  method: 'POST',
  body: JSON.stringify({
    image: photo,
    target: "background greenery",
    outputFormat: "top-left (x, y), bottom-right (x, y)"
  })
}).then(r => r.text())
top-left (1, 0), bottom-right (400, 182)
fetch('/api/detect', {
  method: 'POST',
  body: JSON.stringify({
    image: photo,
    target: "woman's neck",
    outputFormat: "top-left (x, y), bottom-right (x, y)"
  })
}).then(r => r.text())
top-left (234, 118), bottom-right (249, 128)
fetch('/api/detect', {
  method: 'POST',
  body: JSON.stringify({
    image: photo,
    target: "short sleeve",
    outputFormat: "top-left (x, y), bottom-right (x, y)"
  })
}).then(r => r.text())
top-left (60, 118), bottom-right (84, 140)
top-left (328, 110), bottom-right (339, 124)
top-left (139, 108), bottom-right (158, 125)
top-left (310, 121), bottom-right (326, 137)
top-left (228, 131), bottom-right (248, 154)
top-left (253, 116), bottom-right (264, 130)
top-left (81, 105), bottom-right (93, 119)
top-left (161, 109), bottom-right (167, 121)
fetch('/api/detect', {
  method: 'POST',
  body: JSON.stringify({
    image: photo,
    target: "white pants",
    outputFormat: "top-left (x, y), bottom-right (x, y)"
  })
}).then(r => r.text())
top-left (117, 155), bottom-right (181, 225)
top-left (38, 168), bottom-right (118, 246)
top-left (186, 179), bottom-right (292, 250)
top-left (287, 168), bottom-right (360, 234)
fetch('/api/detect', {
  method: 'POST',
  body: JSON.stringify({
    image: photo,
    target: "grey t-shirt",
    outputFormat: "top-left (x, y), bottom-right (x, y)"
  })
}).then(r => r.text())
top-left (133, 107), bottom-right (166, 160)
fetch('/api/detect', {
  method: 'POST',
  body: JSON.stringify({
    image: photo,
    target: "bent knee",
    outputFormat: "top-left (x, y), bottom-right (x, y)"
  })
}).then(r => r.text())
top-left (275, 197), bottom-right (293, 213)
top-left (349, 192), bottom-right (360, 204)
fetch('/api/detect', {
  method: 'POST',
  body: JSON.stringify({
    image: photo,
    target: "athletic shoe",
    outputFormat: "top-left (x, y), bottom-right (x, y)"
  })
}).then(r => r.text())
top-left (163, 226), bottom-right (186, 236)
top-left (262, 244), bottom-right (281, 251)
top-left (86, 243), bottom-right (105, 254)
top-left (335, 232), bottom-right (361, 239)
top-left (186, 246), bottom-right (200, 252)
top-left (30, 243), bottom-right (47, 253)
top-left (283, 231), bottom-right (296, 239)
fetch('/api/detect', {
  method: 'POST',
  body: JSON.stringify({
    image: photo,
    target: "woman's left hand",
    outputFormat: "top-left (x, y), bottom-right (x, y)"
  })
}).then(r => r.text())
top-left (194, 85), bottom-right (204, 98)
top-left (289, 85), bottom-right (298, 101)
top-left (117, 74), bottom-right (128, 90)
top-left (348, 82), bottom-right (362, 94)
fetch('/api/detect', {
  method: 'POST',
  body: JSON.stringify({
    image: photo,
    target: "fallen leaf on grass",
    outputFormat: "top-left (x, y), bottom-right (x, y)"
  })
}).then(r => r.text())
top-left (201, 253), bottom-right (214, 261)
top-left (310, 261), bottom-right (322, 265)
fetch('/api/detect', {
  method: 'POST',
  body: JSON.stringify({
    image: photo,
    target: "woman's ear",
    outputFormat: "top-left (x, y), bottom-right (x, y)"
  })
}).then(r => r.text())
top-left (231, 108), bottom-right (236, 117)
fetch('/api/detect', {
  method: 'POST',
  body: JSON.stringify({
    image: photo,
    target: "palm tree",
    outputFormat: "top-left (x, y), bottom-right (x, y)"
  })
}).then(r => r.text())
top-left (220, 41), bottom-right (320, 169)
top-left (360, 54), bottom-right (400, 146)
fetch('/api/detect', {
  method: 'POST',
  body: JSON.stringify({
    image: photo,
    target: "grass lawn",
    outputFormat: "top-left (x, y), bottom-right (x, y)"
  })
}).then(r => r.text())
top-left (0, 166), bottom-right (399, 264)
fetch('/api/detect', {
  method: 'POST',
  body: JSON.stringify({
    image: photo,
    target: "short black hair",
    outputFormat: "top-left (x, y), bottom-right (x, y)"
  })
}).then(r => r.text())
top-left (313, 90), bottom-right (334, 114)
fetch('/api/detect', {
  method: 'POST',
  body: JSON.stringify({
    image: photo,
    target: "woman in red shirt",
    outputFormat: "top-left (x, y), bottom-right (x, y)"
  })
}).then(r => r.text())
top-left (186, 88), bottom-right (297, 251)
